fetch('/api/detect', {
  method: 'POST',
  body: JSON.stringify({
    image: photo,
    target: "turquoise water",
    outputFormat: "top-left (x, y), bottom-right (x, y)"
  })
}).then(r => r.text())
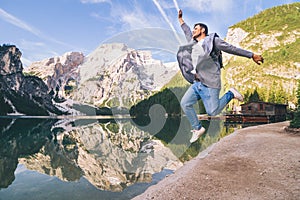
top-left (0, 116), bottom-right (238, 200)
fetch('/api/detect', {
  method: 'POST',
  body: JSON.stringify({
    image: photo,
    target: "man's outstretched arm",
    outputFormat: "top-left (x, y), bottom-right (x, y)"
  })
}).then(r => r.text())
top-left (178, 9), bottom-right (192, 42)
top-left (215, 37), bottom-right (264, 65)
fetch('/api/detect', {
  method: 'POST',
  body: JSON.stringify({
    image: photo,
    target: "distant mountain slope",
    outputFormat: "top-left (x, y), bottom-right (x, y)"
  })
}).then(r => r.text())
top-left (223, 2), bottom-right (300, 106)
top-left (73, 43), bottom-right (178, 108)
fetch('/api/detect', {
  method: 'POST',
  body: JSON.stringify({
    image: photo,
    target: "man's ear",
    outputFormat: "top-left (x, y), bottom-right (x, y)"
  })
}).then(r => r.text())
top-left (200, 27), bottom-right (205, 34)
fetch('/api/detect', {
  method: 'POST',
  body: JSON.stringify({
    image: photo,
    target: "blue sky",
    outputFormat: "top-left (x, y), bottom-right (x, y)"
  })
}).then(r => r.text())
top-left (0, 0), bottom-right (297, 66)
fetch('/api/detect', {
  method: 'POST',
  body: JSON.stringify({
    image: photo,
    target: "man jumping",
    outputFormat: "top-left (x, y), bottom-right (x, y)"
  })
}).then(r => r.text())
top-left (177, 9), bottom-right (264, 143)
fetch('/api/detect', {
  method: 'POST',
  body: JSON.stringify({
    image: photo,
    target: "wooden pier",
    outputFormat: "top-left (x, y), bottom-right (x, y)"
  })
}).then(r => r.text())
top-left (198, 114), bottom-right (283, 123)
top-left (197, 114), bottom-right (226, 120)
top-left (225, 114), bottom-right (271, 123)
top-left (197, 102), bottom-right (287, 123)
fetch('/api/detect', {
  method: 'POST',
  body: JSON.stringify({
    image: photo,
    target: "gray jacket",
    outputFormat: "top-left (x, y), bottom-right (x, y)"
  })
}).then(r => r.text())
top-left (177, 23), bottom-right (253, 88)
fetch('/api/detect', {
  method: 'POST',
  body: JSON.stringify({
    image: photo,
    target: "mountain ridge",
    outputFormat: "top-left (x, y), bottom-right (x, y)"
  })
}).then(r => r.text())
top-left (25, 42), bottom-right (179, 109)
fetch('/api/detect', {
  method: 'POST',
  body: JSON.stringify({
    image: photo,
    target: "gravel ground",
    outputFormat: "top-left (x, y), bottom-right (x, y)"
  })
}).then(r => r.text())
top-left (133, 121), bottom-right (300, 200)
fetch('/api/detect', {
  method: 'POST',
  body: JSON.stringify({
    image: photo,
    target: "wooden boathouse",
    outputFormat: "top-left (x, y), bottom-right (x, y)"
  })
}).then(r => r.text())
top-left (225, 101), bottom-right (287, 123)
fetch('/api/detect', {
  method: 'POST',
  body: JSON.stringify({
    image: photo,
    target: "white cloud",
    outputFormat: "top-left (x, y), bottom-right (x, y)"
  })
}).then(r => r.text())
top-left (18, 39), bottom-right (60, 66)
top-left (0, 8), bottom-right (42, 37)
top-left (211, 0), bottom-right (234, 13)
top-left (19, 39), bottom-right (46, 50)
top-left (255, 4), bottom-right (263, 13)
top-left (109, 3), bottom-right (165, 30)
top-left (156, 1), bottom-right (175, 10)
top-left (80, 0), bottom-right (110, 4)
top-left (181, 0), bottom-right (234, 13)
top-left (173, 0), bottom-right (180, 11)
top-left (0, 8), bottom-right (79, 64)
top-left (89, 1), bottom-right (180, 36)
top-left (0, 8), bottom-right (77, 52)
top-left (152, 0), bottom-right (182, 44)
top-left (121, 12), bottom-right (149, 28)
top-left (181, 0), bottom-right (211, 12)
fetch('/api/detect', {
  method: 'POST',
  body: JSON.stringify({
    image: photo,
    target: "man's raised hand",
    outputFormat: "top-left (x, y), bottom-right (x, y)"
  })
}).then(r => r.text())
top-left (178, 9), bottom-right (184, 25)
top-left (178, 9), bottom-right (183, 19)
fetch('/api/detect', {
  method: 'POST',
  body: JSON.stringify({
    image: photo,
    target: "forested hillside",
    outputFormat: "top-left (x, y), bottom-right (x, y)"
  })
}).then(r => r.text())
top-left (223, 2), bottom-right (300, 106)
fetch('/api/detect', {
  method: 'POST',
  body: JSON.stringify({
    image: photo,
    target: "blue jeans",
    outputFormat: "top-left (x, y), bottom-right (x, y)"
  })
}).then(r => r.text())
top-left (180, 82), bottom-right (234, 130)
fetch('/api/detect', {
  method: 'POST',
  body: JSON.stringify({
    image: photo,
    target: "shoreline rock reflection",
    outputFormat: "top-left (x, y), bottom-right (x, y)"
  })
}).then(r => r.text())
top-left (0, 117), bottom-right (183, 191)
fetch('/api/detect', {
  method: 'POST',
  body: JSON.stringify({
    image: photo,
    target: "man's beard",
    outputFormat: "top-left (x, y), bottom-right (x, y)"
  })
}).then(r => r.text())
top-left (193, 32), bottom-right (203, 39)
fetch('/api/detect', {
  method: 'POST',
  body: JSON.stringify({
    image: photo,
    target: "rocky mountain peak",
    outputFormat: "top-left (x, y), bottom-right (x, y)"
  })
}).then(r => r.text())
top-left (25, 51), bottom-right (84, 99)
top-left (0, 44), bottom-right (66, 115)
top-left (0, 45), bottom-right (23, 76)
top-left (75, 43), bottom-right (178, 107)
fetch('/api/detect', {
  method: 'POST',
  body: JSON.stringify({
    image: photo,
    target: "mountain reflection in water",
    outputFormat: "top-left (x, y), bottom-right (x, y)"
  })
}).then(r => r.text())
top-left (0, 116), bottom-right (236, 200)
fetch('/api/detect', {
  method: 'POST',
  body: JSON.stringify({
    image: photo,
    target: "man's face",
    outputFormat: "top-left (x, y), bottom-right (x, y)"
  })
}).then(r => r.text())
top-left (193, 25), bottom-right (203, 39)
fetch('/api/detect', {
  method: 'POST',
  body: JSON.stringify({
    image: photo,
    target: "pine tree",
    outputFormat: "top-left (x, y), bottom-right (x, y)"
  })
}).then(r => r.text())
top-left (290, 80), bottom-right (300, 128)
top-left (243, 89), bottom-right (252, 103)
top-left (249, 89), bottom-right (260, 102)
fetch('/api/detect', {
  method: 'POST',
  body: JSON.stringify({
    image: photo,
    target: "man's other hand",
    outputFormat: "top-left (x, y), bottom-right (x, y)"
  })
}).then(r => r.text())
top-left (252, 54), bottom-right (264, 65)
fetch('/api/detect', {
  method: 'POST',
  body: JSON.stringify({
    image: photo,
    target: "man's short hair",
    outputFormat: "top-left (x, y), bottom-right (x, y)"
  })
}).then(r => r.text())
top-left (194, 23), bottom-right (208, 35)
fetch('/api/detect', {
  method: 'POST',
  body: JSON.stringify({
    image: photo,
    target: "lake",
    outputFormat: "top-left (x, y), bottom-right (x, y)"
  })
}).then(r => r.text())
top-left (0, 116), bottom-right (239, 200)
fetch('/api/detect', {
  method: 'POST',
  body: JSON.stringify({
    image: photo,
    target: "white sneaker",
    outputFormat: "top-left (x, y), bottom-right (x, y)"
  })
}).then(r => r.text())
top-left (190, 127), bottom-right (206, 143)
top-left (229, 87), bottom-right (244, 102)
